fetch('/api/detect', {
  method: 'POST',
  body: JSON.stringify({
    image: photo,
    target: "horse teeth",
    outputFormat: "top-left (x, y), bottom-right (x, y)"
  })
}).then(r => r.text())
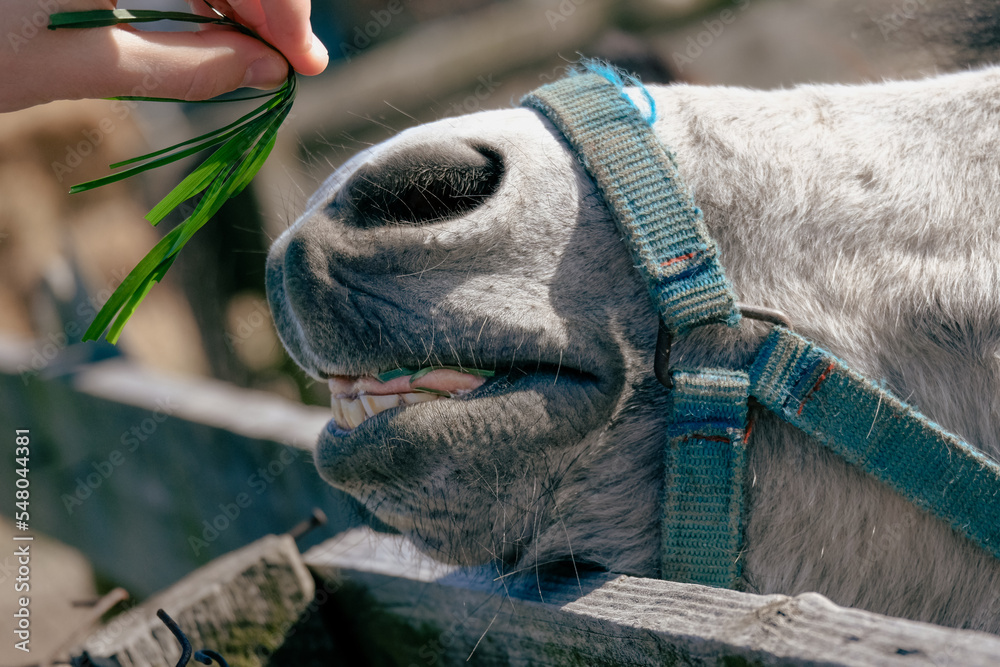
top-left (343, 398), bottom-right (367, 429)
top-left (331, 397), bottom-right (347, 430)
top-left (359, 395), bottom-right (377, 417)
top-left (370, 394), bottom-right (402, 411)
top-left (401, 392), bottom-right (442, 404)
top-left (332, 392), bottom-right (444, 431)
top-left (360, 394), bottom-right (401, 416)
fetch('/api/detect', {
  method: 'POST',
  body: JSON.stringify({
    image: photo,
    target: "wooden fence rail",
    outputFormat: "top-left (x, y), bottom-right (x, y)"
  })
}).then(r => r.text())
top-left (74, 527), bottom-right (1000, 666)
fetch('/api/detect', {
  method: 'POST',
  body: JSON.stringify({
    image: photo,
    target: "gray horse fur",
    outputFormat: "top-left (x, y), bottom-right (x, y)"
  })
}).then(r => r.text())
top-left (266, 65), bottom-right (1000, 632)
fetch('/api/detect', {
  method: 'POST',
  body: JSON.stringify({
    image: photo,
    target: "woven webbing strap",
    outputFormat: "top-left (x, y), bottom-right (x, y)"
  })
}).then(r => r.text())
top-left (750, 327), bottom-right (1000, 560)
top-left (522, 73), bottom-right (740, 337)
top-left (662, 368), bottom-right (750, 588)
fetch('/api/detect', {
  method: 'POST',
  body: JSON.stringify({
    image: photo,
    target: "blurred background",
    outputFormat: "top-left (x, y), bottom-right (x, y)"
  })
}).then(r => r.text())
top-left (0, 0), bottom-right (993, 662)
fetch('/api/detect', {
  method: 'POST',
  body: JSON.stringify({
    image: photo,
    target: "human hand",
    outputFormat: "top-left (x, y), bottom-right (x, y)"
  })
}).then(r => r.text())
top-left (0, 0), bottom-right (329, 113)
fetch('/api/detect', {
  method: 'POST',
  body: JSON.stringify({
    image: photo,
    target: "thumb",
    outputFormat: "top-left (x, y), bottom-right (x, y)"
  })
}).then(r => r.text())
top-left (27, 26), bottom-right (289, 107)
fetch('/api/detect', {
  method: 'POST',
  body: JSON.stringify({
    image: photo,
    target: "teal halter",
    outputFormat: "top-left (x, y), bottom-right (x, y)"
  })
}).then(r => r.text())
top-left (522, 69), bottom-right (1000, 589)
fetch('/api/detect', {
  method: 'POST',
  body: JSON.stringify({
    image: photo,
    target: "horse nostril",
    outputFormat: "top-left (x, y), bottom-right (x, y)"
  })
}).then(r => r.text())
top-left (336, 143), bottom-right (504, 228)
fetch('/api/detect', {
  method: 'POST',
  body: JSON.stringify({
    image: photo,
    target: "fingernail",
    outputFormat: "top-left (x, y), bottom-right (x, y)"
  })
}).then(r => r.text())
top-left (242, 55), bottom-right (289, 89)
top-left (312, 33), bottom-right (328, 55)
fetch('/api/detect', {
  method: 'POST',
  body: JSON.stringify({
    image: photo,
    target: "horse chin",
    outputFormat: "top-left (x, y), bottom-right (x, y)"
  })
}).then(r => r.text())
top-left (313, 365), bottom-right (620, 568)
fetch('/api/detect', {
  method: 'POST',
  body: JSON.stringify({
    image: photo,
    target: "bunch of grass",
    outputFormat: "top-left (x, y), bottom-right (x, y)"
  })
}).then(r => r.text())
top-left (49, 7), bottom-right (295, 343)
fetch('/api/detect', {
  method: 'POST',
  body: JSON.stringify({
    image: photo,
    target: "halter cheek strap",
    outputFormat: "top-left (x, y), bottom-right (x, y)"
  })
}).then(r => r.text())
top-left (522, 70), bottom-right (1000, 588)
top-left (663, 369), bottom-right (750, 588)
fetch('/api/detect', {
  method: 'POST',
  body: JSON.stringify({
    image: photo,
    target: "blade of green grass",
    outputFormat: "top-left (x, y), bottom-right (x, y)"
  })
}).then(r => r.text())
top-left (411, 387), bottom-right (452, 397)
top-left (376, 368), bottom-right (418, 382)
top-left (111, 90), bottom-right (278, 104)
top-left (163, 124), bottom-right (273, 254)
top-left (68, 127), bottom-right (244, 194)
top-left (83, 224), bottom-right (186, 340)
top-left (409, 365), bottom-right (496, 382)
top-left (409, 367), bottom-right (436, 382)
top-left (235, 129), bottom-right (278, 194)
top-left (69, 97), bottom-right (283, 194)
top-left (108, 92), bottom-right (282, 169)
top-left (105, 254), bottom-right (177, 343)
top-left (90, 163), bottom-right (248, 341)
top-left (143, 154), bottom-right (226, 225)
top-left (85, 108), bottom-right (284, 340)
top-left (48, 9), bottom-right (226, 29)
top-left (227, 105), bottom-right (290, 196)
top-left (145, 112), bottom-right (279, 224)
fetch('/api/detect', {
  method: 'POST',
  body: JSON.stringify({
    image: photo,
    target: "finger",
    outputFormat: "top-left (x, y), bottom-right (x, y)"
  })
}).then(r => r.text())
top-left (115, 28), bottom-right (290, 96)
top-left (187, 0), bottom-right (327, 76)
top-left (225, 0), bottom-right (266, 29)
top-left (260, 0), bottom-right (311, 51)
top-left (11, 26), bottom-right (288, 108)
top-left (258, 0), bottom-right (327, 76)
top-left (185, 0), bottom-right (237, 22)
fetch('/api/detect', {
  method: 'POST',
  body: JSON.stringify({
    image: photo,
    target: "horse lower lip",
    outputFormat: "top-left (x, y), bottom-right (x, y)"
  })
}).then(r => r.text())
top-left (330, 391), bottom-right (446, 431)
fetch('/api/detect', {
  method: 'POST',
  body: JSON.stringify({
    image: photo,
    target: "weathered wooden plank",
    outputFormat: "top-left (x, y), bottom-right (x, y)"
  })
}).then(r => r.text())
top-left (0, 337), bottom-right (356, 597)
top-left (71, 357), bottom-right (328, 451)
top-left (75, 534), bottom-right (316, 667)
top-left (306, 528), bottom-right (1000, 666)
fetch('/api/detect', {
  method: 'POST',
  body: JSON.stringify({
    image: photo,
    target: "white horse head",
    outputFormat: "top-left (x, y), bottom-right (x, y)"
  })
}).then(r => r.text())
top-left (267, 65), bottom-right (1000, 632)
